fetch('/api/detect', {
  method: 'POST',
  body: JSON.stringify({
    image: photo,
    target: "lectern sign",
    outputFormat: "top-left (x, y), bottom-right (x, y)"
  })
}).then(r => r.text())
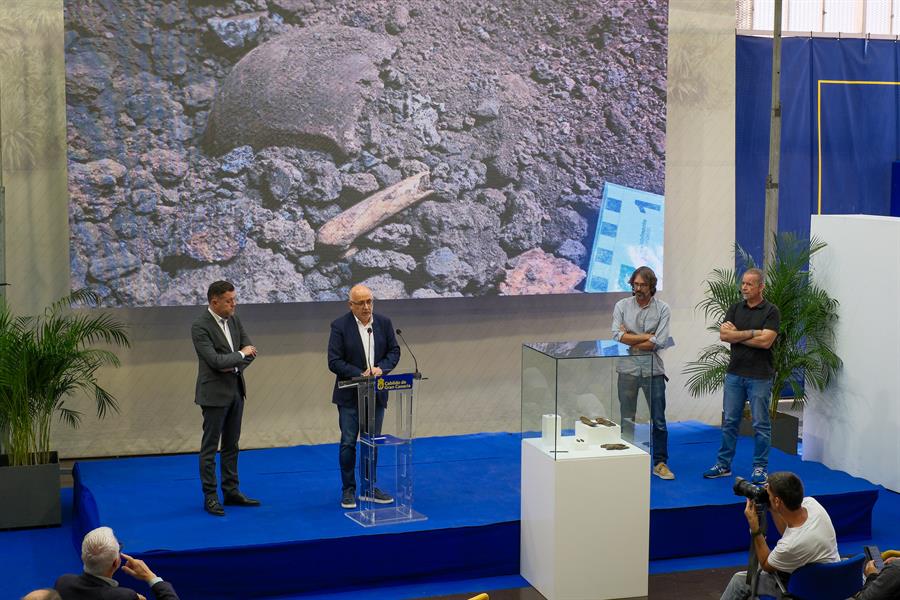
top-left (377, 374), bottom-right (414, 391)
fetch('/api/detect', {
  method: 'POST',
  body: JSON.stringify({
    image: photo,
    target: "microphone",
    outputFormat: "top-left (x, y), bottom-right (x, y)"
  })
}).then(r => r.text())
top-left (395, 328), bottom-right (422, 379)
top-left (366, 327), bottom-right (374, 377)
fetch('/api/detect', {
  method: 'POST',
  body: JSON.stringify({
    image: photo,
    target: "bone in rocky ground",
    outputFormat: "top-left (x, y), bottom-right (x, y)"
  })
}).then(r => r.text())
top-left (317, 171), bottom-right (433, 248)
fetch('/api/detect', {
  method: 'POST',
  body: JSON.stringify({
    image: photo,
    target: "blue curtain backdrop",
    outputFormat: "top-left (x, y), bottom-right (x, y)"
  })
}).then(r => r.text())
top-left (736, 35), bottom-right (900, 263)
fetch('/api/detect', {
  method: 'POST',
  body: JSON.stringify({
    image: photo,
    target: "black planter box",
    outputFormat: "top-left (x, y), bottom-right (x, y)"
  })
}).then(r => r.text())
top-left (0, 452), bottom-right (61, 529)
top-left (738, 411), bottom-right (799, 455)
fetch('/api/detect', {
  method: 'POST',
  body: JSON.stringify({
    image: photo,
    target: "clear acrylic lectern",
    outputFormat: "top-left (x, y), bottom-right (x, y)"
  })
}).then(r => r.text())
top-left (338, 372), bottom-right (427, 527)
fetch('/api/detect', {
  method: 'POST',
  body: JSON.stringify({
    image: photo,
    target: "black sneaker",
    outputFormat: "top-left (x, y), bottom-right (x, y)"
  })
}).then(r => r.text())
top-left (360, 487), bottom-right (394, 504)
top-left (340, 489), bottom-right (356, 509)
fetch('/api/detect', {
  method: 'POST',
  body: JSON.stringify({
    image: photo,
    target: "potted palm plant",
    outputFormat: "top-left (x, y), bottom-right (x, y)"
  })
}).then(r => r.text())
top-left (683, 233), bottom-right (841, 454)
top-left (0, 289), bottom-right (129, 529)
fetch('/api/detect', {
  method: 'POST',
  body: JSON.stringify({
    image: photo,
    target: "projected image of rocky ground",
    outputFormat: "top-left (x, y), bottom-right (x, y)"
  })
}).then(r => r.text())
top-left (65, 0), bottom-right (667, 306)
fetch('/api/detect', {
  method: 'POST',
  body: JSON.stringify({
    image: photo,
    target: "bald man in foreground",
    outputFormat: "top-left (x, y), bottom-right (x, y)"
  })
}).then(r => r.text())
top-left (327, 284), bottom-right (401, 510)
top-left (22, 590), bottom-right (61, 600)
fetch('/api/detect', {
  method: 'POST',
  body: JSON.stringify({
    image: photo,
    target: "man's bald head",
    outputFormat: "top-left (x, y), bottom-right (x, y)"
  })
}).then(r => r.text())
top-left (348, 284), bottom-right (374, 325)
top-left (22, 590), bottom-right (62, 600)
top-left (349, 284), bottom-right (372, 301)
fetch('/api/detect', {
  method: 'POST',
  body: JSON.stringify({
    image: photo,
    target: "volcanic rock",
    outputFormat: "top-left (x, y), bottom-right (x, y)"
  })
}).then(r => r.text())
top-left (203, 25), bottom-right (397, 157)
top-left (500, 248), bottom-right (585, 295)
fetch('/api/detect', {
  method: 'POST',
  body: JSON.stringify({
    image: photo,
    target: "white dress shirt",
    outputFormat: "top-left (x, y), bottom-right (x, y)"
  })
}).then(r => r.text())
top-left (209, 308), bottom-right (243, 368)
top-left (355, 315), bottom-right (374, 371)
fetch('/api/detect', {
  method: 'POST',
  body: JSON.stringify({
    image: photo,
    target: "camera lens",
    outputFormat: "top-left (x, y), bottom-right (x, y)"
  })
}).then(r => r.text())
top-left (732, 477), bottom-right (769, 505)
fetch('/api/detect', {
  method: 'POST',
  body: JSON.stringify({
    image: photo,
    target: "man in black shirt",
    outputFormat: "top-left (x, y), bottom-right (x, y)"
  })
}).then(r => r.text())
top-left (703, 268), bottom-right (780, 484)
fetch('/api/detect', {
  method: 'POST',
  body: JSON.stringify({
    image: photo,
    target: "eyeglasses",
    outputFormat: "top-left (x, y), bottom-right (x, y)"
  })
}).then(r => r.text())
top-left (350, 299), bottom-right (374, 307)
top-left (631, 282), bottom-right (650, 289)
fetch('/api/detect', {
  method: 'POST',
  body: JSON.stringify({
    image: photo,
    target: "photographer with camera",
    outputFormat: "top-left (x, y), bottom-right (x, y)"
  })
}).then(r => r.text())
top-left (848, 552), bottom-right (900, 599)
top-left (721, 471), bottom-right (840, 600)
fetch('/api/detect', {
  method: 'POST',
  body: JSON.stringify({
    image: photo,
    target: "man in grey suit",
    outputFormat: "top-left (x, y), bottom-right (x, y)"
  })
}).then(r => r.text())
top-left (192, 280), bottom-right (259, 516)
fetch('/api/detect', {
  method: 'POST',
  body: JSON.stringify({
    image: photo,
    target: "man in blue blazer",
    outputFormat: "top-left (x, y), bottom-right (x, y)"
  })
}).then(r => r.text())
top-left (328, 284), bottom-right (401, 509)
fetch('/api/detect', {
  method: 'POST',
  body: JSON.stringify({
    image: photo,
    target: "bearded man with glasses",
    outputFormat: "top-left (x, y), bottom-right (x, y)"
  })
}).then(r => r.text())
top-left (611, 266), bottom-right (675, 480)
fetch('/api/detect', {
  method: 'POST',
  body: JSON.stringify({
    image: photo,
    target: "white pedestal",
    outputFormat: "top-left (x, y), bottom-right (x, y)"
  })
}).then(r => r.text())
top-left (807, 215), bottom-right (900, 491)
top-left (520, 437), bottom-right (650, 600)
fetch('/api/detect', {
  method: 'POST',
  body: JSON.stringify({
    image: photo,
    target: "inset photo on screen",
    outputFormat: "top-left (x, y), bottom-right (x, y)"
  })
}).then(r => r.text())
top-left (65, 0), bottom-right (668, 306)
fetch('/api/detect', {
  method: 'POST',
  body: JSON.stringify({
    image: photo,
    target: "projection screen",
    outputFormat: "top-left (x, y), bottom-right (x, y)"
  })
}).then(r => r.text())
top-left (65, 0), bottom-right (668, 306)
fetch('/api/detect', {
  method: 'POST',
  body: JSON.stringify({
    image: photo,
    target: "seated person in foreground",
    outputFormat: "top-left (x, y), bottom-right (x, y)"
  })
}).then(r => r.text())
top-left (721, 471), bottom-right (840, 600)
top-left (55, 526), bottom-right (179, 600)
top-left (849, 552), bottom-right (900, 599)
top-left (22, 590), bottom-right (62, 600)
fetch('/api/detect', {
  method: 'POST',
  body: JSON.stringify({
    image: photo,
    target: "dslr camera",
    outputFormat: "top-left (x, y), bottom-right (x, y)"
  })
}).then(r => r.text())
top-left (733, 476), bottom-right (769, 506)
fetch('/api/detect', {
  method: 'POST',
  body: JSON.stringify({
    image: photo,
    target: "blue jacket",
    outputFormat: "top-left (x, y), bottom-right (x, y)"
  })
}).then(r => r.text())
top-left (327, 312), bottom-right (401, 407)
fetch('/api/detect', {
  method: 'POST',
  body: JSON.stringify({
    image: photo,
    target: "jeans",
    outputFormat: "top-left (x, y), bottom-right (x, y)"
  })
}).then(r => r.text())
top-left (720, 570), bottom-right (783, 600)
top-left (338, 402), bottom-right (385, 492)
top-left (617, 373), bottom-right (668, 465)
top-left (717, 373), bottom-right (773, 470)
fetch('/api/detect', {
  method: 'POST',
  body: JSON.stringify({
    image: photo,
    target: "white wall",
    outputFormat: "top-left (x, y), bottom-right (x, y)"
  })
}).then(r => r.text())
top-left (806, 214), bottom-right (900, 491)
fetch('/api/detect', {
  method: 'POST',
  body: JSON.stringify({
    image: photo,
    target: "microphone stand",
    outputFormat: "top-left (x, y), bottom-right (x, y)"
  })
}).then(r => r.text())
top-left (366, 326), bottom-right (374, 376)
top-left (396, 328), bottom-right (423, 379)
top-left (363, 326), bottom-right (376, 490)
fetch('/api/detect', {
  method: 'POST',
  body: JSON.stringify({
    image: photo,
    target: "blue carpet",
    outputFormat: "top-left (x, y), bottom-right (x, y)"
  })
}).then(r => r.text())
top-left (75, 432), bottom-right (520, 552)
top-left (4, 488), bottom-right (82, 598)
top-left (2, 422), bottom-right (886, 599)
top-left (73, 433), bottom-right (522, 599)
top-left (643, 422), bottom-right (878, 559)
top-left (649, 487), bottom-right (900, 574)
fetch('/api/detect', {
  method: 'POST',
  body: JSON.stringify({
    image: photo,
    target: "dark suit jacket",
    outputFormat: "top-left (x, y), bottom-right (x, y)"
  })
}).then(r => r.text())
top-left (328, 312), bottom-right (401, 408)
top-left (55, 572), bottom-right (179, 600)
top-left (191, 309), bottom-right (253, 407)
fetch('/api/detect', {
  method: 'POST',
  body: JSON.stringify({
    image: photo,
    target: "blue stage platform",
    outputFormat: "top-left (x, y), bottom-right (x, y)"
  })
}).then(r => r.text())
top-left (70, 422), bottom-right (879, 600)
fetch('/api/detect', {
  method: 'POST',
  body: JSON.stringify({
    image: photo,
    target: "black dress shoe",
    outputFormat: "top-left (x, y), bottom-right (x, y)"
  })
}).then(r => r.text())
top-left (204, 496), bottom-right (225, 516)
top-left (223, 491), bottom-right (261, 506)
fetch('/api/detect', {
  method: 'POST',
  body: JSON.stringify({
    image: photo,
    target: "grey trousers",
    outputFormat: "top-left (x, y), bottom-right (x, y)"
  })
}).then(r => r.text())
top-left (199, 390), bottom-right (244, 498)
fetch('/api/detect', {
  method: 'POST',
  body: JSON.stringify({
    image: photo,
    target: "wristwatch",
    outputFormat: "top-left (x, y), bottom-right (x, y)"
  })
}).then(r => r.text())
top-left (751, 529), bottom-right (764, 537)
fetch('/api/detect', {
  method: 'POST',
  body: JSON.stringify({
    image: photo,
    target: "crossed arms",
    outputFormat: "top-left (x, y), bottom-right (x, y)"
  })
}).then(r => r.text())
top-left (720, 321), bottom-right (777, 349)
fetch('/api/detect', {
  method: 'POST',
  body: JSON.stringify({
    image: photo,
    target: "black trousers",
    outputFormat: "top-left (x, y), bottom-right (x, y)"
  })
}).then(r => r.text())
top-left (199, 385), bottom-right (244, 498)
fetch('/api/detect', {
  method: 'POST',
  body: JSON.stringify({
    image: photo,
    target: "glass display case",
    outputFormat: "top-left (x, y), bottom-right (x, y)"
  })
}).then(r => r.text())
top-left (521, 340), bottom-right (655, 460)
